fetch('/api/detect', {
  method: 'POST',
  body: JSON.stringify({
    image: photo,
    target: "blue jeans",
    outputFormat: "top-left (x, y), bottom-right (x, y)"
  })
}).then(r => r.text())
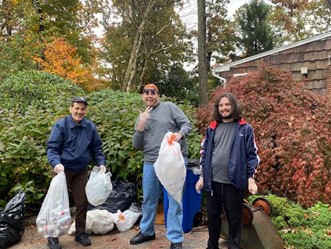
top-left (139, 162), bottom-right (185, 243)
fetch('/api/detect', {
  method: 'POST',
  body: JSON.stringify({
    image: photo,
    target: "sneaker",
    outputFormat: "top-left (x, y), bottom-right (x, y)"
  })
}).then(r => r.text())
top-left (130, 232), bottom-right (156, 245)
top-left (75, 233), bottom-right (91, 246)
top-left (170, 242), bottom-right (183, 249)
top-left (47, 237), bottom-right (62, 249)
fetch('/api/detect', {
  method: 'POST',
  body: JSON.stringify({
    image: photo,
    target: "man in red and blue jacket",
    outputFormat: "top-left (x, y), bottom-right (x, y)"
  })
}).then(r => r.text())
top-left (196, 92), bottom-right (259, 249)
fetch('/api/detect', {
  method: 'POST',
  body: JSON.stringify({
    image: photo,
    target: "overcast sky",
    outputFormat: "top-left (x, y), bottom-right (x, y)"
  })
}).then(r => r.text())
top-left (179, 0), bottom-right (252, 69)
top-left (228, 0), bottom-right (251, 16)
top-left (180, 0), bottom-right (251, 31)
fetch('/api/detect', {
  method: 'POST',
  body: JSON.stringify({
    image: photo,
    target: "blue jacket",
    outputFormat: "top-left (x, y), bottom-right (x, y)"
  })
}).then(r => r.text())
top-left (200, 119), bottom-right (259, 191)
top-left (47, 115), bottom-right (106, 171)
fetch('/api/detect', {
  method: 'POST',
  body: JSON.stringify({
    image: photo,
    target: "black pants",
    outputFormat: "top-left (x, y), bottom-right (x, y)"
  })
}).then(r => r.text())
top-left (64, 168), bottom-right (89, 234)
top-left (206, 182), bottom-right (243, 249)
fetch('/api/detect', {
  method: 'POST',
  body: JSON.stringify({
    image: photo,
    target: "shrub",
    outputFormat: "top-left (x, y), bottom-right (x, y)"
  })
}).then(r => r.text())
top-left (0, 70), bottom-right (84, 112)
top-left (0, 106), bottom-right (64, 207)
top-left (248, 195), bottom-right (331, 249)
top-left (0, 70), bottom-right (84, 207)
top-left (197, 66), bottom-right (331, 207)
top-left (0, 86), bottom-right (201, 207)
top-left (86, 90), bottom-right (201, 194)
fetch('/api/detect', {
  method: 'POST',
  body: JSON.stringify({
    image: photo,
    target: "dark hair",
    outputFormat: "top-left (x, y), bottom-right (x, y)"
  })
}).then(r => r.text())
top-left (213, 92), bottom-right (242, 122)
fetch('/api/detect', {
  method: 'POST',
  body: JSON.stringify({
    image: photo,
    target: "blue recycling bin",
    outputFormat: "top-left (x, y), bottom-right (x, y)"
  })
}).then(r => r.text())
top-left (163, 167), bottom-right (202, 233)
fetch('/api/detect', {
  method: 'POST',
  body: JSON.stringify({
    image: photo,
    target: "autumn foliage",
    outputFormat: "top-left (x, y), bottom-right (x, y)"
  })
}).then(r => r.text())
top-left (34, 37), bottom-right (108, 92)
top-left (34, 38), bottom-right (88, 82)
top-left (197, 66), bottom-right (331, 208)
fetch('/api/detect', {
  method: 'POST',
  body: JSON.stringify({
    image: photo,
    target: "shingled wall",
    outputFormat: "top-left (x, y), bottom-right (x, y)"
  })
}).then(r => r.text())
top-left (219, 36), bottom-right (331, 100)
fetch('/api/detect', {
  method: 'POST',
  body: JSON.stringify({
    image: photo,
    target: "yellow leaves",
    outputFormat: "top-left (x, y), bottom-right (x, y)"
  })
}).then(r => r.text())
top-left (9, 0), bottom-right (19, 6)
top-left (34, 37), bottom-right (90, 86)
top-left (7, 0), bottom-right (14, 6)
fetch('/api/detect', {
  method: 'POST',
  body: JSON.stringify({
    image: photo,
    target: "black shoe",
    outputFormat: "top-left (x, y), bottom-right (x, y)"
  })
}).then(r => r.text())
top-left (130, 232), bottom-right (156, 245)
top-left (47, 237), bottom-right (62, 249)
top-left (75, 233), bottom-right (91, 246)
top-left (170, 242), bottom-right (183, 249)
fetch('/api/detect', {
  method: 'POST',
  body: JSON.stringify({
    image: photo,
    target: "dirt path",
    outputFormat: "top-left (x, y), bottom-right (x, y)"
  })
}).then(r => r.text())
top-left (9, 220), bottom-right (227, 249)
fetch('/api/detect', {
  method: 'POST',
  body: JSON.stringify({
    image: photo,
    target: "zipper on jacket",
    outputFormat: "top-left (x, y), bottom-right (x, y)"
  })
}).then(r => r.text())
top-left (211, 189), bottom-right (214, 196)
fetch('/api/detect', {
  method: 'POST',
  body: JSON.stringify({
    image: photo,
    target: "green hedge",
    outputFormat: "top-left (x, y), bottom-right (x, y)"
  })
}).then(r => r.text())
top-left (0, 70), bottom-right (84, 112)
top-left (0, 70), bottom-right (85, 206)
top-left (0, 71), bottom-right (202, 207)
top-left (248, 195), bottom-right (331, 248)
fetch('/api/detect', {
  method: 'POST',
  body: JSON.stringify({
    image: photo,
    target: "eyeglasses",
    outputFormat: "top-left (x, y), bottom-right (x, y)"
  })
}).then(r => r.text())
top-left (143, 89), bottom-right (157, 95)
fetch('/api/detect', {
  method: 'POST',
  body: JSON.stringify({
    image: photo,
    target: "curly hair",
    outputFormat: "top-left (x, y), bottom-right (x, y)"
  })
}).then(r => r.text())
top-left (213, 92), bottom-right (242, 122)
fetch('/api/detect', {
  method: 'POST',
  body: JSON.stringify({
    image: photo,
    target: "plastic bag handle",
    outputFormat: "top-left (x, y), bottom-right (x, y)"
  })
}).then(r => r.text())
top-left (167, 133), bottom-right (177, 145)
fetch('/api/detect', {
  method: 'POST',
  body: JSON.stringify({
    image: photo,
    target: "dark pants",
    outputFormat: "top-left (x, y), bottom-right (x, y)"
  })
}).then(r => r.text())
top-left (64, 168), bottom-right (89, 234)
top-left (206, 182), bottom-right (243, 249)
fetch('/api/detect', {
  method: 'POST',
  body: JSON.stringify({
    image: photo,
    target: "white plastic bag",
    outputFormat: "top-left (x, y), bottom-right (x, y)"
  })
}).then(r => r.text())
top-left (68, 209), bottom-right (114, 235)
top-left (36, 171), bottom-right (71, 238)
top-left (86, 166), bottom-right (112, 206)
top-left (113, 210), bottom-right (140, 232)
top-left (154, 132), bottom-right (186, 204)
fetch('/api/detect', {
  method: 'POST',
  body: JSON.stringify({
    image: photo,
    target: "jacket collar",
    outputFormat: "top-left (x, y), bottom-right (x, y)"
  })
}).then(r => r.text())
top-left (209, 118), bottom-right (247, 129)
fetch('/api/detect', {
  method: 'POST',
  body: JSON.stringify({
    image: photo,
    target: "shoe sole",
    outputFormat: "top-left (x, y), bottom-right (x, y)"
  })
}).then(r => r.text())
top-left (47, 244), bottom-right (62, 249)
top-left (129, 237), bottom-right (155, 245)
top-left (74, 238), bottom-right (91, 246)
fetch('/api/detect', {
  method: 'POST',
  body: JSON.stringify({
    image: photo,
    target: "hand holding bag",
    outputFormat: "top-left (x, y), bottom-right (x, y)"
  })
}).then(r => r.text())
top-left (86, 166), bottom-right (112, 206)
top-left (36, 171), bottom-right (71, 238)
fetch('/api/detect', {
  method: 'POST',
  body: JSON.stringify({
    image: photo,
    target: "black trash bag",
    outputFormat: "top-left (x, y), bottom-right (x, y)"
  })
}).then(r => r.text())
top-left (128, 202), bottom-right (142, 226)
top-left (0, 191), bottom-right (26, 249)
top-left (128, 202), bottom-right (142, 214)
top-left (88, 178), bottom-right (136, 214)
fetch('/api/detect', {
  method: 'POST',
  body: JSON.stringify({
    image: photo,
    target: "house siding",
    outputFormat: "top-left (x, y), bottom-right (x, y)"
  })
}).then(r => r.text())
top-left (216, 36), bottom-right (331, 99)
top-left (327, 65), bottom-right (331, 103)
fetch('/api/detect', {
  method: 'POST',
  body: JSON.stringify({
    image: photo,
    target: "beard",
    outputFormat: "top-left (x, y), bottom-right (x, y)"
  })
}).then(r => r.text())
top-left (221, 112), bottom-right (234, 120)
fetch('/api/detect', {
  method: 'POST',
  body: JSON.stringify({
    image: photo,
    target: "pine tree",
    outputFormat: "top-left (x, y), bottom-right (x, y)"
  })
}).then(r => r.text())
top-left (235, 0), bottom-right (274, 57)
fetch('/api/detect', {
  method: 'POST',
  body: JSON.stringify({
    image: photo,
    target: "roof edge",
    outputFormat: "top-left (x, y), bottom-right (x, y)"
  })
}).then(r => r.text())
top-left (213, 30), bottom-right (331, 73)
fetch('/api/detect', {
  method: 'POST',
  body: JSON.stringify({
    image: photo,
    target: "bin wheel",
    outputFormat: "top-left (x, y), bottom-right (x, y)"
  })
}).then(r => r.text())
top-left (252, 197), bottom-right (272, 216)
top-left (241, 203), bottom-right (253, 227)
top-left (193, 211), bottom-right (202, 227)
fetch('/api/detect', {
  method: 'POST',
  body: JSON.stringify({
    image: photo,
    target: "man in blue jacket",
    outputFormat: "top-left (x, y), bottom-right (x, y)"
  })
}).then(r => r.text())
top-left (195, 92), bottom-right (259, 249)
top-left (46, 97), bottom-right (106, 249)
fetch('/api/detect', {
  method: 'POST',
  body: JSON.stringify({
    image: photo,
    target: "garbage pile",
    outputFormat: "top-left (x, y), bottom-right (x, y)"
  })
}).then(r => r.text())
top-left (0, 191), bottom-right (26, 249)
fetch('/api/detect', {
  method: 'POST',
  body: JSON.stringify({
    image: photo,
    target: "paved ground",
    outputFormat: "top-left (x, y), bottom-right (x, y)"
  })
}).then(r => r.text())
top-left (8, 218), bottom-right (228, 249)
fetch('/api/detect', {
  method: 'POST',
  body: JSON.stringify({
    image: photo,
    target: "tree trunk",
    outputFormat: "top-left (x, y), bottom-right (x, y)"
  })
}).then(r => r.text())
top-left (123, 31), bottom-right (142, 91)
top-left (206, 51), bottom-right (212, 72)
top-left (123, 0), bottom-right (153, 92)
top-left (197, 0), bottom-right (208, 106)
top-left (139, 58), bottom-right (148, 91)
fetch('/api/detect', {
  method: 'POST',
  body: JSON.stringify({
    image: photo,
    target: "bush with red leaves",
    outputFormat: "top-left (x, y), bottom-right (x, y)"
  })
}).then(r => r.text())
top-left (197, 66), bottom-right (331, 208)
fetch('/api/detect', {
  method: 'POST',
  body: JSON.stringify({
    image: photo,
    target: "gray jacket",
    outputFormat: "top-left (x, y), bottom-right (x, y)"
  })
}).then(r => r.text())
top-left (133, 102), bottom-right (191, 163)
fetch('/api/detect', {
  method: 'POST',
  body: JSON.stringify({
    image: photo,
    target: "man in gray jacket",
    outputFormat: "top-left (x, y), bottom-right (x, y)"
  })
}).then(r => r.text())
top-left (130, 84), bottom-right (191, 249)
